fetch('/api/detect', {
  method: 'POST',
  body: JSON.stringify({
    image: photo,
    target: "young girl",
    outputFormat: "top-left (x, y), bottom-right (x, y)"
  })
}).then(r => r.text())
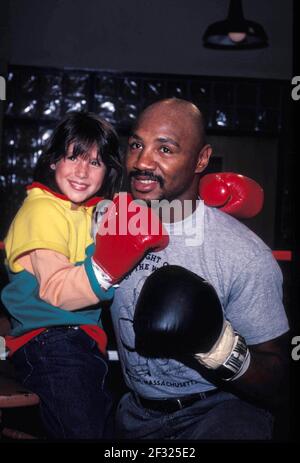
top-left (1, 111), bottom-right (123, 439)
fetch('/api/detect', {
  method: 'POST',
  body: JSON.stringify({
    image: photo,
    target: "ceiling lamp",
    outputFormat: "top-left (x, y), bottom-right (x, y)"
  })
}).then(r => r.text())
top-left (203, 0), bottom-right (268, 50)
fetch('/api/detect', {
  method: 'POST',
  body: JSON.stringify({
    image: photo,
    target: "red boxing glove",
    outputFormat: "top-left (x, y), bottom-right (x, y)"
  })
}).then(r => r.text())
top-left (92, 193), bottom-right (169, 288)
top-left (198, 172), bottom-right (264, 219)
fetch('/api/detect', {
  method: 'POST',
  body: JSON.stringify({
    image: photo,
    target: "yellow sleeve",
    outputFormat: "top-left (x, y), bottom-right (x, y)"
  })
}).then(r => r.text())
top-left (5, 198), bottom-right (70, 272)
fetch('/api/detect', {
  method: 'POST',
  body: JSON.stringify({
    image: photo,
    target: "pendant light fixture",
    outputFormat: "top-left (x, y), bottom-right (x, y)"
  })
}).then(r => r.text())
top-left (203, 0), bottom-right (268, 49)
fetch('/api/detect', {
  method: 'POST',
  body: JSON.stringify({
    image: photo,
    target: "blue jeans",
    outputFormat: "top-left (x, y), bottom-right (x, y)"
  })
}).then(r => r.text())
top-left (116, 391), bottom-right (274, 440)
top-left (12, 326), bottom-right (113, 439)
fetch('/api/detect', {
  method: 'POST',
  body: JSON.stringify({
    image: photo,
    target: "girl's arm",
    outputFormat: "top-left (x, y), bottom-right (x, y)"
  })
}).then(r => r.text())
top-left (18, 249), bottom-right (102, 310)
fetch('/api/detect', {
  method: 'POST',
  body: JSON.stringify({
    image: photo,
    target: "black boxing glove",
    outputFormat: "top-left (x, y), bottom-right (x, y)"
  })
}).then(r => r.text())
top-left (133, 265), bottom-right (250, 381)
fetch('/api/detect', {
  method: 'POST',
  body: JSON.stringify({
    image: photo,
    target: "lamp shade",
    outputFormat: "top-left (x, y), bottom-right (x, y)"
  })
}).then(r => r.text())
top-left (203, 0), bottom-right (268, 49)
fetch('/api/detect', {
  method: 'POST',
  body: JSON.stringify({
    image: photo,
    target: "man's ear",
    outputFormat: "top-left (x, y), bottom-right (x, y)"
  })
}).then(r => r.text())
top-left (195, 144), bottom-right (212, 174)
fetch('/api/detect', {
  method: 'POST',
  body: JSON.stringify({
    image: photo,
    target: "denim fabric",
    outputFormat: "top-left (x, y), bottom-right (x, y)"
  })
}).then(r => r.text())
top-left (115, 391), bottom-right (274, 440)
top-left (12, 326), bottom-right (113, 439)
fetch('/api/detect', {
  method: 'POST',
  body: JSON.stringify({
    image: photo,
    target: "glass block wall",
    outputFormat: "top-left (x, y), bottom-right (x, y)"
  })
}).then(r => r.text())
top-left (0, 65), bottom-right (289, 239)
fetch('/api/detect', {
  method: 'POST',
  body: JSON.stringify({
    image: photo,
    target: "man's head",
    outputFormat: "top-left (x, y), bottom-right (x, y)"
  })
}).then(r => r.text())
top-left (126, 98), bottom-right (212, 204)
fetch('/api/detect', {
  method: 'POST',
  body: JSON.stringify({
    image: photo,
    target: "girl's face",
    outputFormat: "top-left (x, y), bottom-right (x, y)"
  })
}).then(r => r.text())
top-left (53, 143), bottom-right (106, 206)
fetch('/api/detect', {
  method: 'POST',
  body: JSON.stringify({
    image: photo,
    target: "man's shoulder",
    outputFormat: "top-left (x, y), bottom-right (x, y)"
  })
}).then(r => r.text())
top-left (204, 205), bottom-right (271, 257)
top-left (205, 206), bottom-right (268, 243)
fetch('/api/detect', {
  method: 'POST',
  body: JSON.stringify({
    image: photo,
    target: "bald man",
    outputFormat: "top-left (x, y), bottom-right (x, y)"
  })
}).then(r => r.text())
top-left (109, 98), bottom-right (289, 440)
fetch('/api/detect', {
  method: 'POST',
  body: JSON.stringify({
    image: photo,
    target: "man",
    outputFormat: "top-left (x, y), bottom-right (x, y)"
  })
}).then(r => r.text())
top-left (109, 98), bottom-right (289, 440)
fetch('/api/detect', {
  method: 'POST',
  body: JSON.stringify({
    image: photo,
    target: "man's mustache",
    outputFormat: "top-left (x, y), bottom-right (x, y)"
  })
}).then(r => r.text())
top-left (128, 170), bottom-right (164, 188)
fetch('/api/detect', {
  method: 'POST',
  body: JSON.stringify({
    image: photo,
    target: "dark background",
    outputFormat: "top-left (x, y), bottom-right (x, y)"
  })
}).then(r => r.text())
top-left (0, 0), bottom-right (293, 78)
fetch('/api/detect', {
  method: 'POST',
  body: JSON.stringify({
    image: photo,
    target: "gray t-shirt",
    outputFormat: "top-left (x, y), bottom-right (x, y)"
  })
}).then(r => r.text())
top-left (110, 201), bottom-right (289, 399)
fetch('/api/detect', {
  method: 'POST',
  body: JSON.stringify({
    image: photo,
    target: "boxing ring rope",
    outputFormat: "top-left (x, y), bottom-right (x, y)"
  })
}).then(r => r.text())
top-left (272, 250), bottom-right (292, 261)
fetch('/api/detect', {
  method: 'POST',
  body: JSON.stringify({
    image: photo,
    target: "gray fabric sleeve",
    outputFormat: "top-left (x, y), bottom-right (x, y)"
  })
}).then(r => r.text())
top-left (225, 251), bottom-right (289, 345)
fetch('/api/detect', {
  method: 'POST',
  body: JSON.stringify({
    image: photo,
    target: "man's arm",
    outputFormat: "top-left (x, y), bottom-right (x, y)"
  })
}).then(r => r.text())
top-left (222, 333), bottom-right (290, 411)
top-left (133, 264), bottom-right (290, 412)
top-left (197, 332), bottom-right (290, 412)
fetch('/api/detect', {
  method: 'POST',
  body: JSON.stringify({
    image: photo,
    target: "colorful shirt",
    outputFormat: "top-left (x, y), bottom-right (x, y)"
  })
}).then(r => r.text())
top-left (1, 183), bottom-right (114, 352)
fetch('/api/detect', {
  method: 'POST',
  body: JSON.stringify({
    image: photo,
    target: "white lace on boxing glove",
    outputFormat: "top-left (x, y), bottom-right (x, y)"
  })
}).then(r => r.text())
top-left (91, 199), bottom-right (118, 290)
top-left (194, 320), bottom-right (251, 381)
top-left (91, 259), bottom-right (113, 290)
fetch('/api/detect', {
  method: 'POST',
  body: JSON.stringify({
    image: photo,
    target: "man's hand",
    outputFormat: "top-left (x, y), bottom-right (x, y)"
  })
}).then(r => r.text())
top-left (133, 264), bottom-right (289, 411)
top-left (199, 172), bottom-right (264, 218)
top-left (134, 265), bottom-right (250, 382)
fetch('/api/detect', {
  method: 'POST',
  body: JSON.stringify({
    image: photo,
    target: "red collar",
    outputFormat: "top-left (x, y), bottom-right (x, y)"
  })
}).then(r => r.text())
top-left (26, 182), bottom-right (102, 207)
